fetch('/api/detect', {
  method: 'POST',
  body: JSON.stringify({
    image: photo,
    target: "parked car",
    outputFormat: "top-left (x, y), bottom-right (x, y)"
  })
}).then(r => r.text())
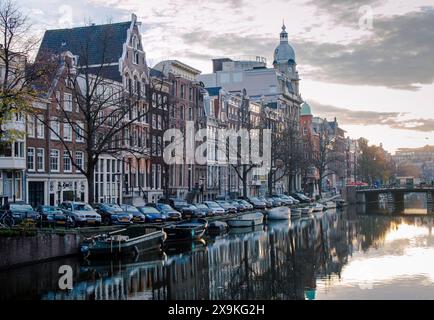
top-left (92, 203), bottom-right (133, 225)
top-left (137, 206), bottom-right (167, 223)
top-left (59, 201), bottom-right (101, 227)
top-left (179, 204), bottom-right (198, 219)
top-left (291, 193), bottom-right (311, 204)
top-left (277, 195), bottom-right (294, 205)
top-left (247, 197), bottom-right (267, 210)
top-left (0, 202), bottom-right (40, 225)
top-left (271, 194), bottom-right (292, 206)
top-left (184, 204), bottom-right (208, 218)
top-left (36, 205), bottom-right (71, 227)
top-left (287, 196), bottom-right (300, 205)
top-left (119, 204), bottom-right (146, 224)
top-left (236, 199), bottom-right (254, 211)
top-left (258, 196), bottom-right (273, 208)
top-left (158, 198), bottom-right (190, 212)
top-left (215, 200), bottom-right (237, 214)
top-left (266, 197), bottom-right (282, 207)
top-left (195, 203), bottom-right (215, 217)
top-left (228, 200), bottom-right (246, 212)
top-left (147, 203), bottom-right (182, 221)
top-left (203, 201), bottom-right (226, 215)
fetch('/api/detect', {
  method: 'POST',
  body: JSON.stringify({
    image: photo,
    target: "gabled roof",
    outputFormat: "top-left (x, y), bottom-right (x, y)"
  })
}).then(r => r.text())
top-left (37, 21), bottom-right (131, 66)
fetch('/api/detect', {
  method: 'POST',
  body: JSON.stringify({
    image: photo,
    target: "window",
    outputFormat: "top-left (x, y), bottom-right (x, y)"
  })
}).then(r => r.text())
top-left (134, 52), bottom-right (139, 64)
top-left (180, 106), bottom-right (184, 120)
top-left (76, 121), bottom-right (84, 142)
top-left (63, 123), bottom-right (72, 141)
top-left (50, 118), bottom-right (60, 140)
top-left (14, 142), bottom-right (24, 157)
top-left (37, 148), bottom-right (44, 171)
top-left (189, 87), bottom-right (193, 101)
top-left (75, 151), bottom-right (84, 170)
top-left (50, 149), bottom-right (59, 172)
top-left (55, 91), bottom-right (61, 109)
top-left (27, 115), bottom-right (35, 138)
top-left (27, 148), bottom-right (35, 171)
top-left (37, 116), bottom-right (45, 139)
top-left (64, 93), bottom-right (72, 111)
top-left (180, 85), bottom-right (185, 99)
top-left (188, 107), bottom-right (193, 120)
top-left (63, 150), bottom-right (71, 172)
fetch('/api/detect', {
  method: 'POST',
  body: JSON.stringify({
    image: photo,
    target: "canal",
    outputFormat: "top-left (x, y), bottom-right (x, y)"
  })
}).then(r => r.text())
top-left (1, 201), bottom-right (434, 300)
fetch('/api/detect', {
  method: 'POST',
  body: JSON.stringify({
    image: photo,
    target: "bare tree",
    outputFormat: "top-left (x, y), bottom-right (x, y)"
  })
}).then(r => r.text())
top-left (33, 24), bottom-right (151, 203)
top-left (310, 120), bottom-right (345, 198)
top-left (0, 0), bottom-right (52, 140)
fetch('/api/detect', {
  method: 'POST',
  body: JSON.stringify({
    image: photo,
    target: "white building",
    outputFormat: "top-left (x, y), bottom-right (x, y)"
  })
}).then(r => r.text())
top-left (199, 24), bottom-right (303, 193)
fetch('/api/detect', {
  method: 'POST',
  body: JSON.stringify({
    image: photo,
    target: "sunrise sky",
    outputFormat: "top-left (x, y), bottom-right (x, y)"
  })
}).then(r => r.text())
top-left (18, 0), bottom-right (434, 153)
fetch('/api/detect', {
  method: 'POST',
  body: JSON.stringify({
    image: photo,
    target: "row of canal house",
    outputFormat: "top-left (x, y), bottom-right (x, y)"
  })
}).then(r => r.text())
top-left (1, 15), bottom-right (309, 206)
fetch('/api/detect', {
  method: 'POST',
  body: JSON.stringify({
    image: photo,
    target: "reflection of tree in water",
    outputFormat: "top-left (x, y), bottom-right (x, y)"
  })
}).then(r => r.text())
top-left (37, 209), bottom-right (431, 300)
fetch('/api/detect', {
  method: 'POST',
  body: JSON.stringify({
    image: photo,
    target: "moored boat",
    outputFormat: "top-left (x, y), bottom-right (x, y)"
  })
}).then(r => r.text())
top-left (79, 227), bottom-right (166, 258)
top-left (227, 212), bottom-right (264, 228)
top-left (267, 206), bottom-right (291, 220)
top-left (207, 221), bottom-right (229, 235)
top-left (163, 218), bottom-right (208, 242)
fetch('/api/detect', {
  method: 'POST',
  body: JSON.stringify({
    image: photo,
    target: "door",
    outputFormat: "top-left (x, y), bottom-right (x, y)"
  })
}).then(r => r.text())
top-left (28, 181), bottom-right (45, 207)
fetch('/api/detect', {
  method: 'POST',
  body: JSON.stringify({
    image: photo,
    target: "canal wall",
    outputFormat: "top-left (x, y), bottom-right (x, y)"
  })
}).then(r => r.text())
top-left (0, 233), bottom-right (82, 270)
top-left (0, 226), bottom-right (120, 271)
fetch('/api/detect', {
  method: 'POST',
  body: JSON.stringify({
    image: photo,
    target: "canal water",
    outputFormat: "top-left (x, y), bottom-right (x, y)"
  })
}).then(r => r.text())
top-left (1, 197), bottom-right (434, 300)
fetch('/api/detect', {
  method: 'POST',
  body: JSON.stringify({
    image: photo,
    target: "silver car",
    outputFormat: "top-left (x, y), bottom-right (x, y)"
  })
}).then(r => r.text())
top-left (203, 201), bottom-right (226, 215)
top-left (59, 201), bottom-right (102, 227)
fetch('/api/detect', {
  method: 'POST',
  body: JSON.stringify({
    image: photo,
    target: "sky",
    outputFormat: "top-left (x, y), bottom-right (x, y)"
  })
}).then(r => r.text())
top-left (17, 0), bottom-right (434, 154)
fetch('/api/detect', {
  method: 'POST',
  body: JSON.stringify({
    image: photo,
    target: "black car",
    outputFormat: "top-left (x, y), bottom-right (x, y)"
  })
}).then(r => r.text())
top-left (92, 203), bottom-right (133, 225)
top-left (36, 205), bottom-right (71, 227)
top-left (0, 202), bottom-right (40, 225)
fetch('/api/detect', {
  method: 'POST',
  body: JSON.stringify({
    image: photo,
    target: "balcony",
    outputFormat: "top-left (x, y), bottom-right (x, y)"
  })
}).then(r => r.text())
top-left (0, 157), bottom-right (26, 170)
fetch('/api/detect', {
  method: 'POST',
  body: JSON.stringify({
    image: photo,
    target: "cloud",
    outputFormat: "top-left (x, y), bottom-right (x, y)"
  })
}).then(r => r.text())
top-left (180, 8), bottom-right (434, 90)
top-left (307, 0), bottom-right (385, 25)
top-left (309, 100), bottom-right (434, 132)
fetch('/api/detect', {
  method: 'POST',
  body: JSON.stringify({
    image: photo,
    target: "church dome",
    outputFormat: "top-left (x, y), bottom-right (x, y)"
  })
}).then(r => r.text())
top-left (273, 23), bottom-right (296, 64)
top-left (300, 101), bottom-right (312, 116)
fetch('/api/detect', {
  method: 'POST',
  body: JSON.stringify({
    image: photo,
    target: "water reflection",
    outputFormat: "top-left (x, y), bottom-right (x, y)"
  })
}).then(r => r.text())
top-left (1, 206), bottom-right (434, 300)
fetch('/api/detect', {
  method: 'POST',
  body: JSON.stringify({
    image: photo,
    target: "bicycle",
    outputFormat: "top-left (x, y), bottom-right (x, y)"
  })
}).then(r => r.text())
top-left (0, 210), bottom-right (15, 228)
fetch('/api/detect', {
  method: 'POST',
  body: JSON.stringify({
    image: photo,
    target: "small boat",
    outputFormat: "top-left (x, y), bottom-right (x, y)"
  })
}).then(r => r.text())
top-left (312, 203), bottom-right (324, 212)
top-left (301, 207), bottom-right (314, 215)
top-left (267, 207), bottom-right (290, 220)
top-left (79, 227), bottom-right (166, 258)
top-left (324, 201), bottom-right (337, 210)
top-left (163, 219), bottom-right (208, 242)
top-left (291, 208), bottom-right (302, 218)
top-left (207, 221), bottom-right (229, 235)
top-left (227, 212), bottom-right (264, 228)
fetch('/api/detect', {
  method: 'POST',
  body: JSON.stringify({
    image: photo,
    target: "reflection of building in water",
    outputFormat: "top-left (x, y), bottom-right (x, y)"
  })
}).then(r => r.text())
top-left (36, 210), bottom-right (432, 301)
